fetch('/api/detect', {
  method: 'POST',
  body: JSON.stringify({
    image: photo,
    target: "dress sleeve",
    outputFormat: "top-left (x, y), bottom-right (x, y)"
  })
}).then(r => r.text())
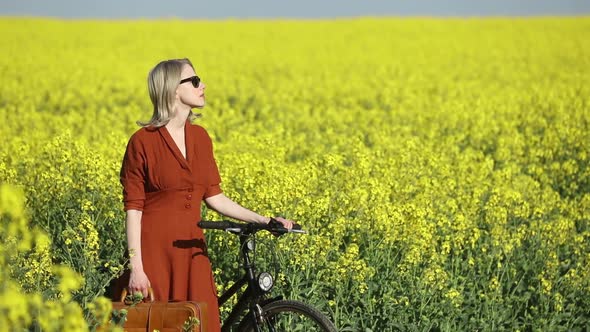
top-left (202, 129), bottom-right (223, 199)
top-left (120, 133), bottom-right (147, 211)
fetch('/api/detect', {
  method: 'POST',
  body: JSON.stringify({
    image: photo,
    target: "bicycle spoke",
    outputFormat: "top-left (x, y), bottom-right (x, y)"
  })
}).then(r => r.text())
top-left (262, 312), bottom-right (327, 331)
top-left (266, 315), bottom-right (278, 332)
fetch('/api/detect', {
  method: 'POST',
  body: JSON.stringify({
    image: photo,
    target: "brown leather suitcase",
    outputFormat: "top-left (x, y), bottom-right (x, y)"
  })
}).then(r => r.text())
top-left (110, 288), bottom-right (209, 332)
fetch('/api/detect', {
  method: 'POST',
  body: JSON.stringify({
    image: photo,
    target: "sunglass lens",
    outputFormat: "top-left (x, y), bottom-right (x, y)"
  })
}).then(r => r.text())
top-left (192, 76), bottom-right (200, 88)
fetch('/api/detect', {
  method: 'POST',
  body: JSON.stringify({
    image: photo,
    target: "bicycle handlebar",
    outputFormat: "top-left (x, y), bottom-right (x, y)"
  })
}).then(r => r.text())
top-left (198, 219), bottom-right (306, 235)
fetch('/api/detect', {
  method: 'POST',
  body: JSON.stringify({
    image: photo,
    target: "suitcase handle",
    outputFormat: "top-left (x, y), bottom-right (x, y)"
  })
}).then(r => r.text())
top-left (120, 287), bottom-right (155, 303)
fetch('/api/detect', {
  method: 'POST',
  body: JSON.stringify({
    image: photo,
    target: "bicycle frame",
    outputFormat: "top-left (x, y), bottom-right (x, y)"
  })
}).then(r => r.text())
top-left (200, 220), bottom-right (335, 332)
top-left (218, 233), bottom-right (281, 332)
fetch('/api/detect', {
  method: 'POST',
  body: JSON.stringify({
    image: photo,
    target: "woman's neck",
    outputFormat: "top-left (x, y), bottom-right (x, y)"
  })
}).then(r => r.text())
top-left (166, 105), bottom-right (191, 130)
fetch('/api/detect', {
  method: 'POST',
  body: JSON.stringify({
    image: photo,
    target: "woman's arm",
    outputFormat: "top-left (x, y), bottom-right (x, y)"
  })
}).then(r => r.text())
top-left (126, 209), bottom-right (150, 297)
top-left (204, 193), bottom-right (293, 229)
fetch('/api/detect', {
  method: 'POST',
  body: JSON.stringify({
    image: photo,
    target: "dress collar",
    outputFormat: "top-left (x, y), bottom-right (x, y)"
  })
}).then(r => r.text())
top-left (158, 119), bottom-right (193, 172)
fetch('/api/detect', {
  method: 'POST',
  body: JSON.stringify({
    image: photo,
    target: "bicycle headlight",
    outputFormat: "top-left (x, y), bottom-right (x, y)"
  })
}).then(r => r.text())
top-left (246, 239), bottom-right (256, 251)
top-left (258, 272), bottom-right (274, 292)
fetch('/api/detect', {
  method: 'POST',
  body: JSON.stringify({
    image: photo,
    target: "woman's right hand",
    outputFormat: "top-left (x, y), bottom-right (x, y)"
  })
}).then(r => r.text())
top-left (128, 269), bottom-right (151, 300)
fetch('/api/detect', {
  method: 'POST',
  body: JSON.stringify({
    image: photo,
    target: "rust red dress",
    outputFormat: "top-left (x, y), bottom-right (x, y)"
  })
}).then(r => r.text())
top-left (119, 119), bottom-right (222, 331)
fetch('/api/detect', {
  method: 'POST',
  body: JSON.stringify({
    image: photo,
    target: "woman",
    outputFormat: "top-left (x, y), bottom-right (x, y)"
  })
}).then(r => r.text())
top-left (119, 58), bottom-right (294, 330)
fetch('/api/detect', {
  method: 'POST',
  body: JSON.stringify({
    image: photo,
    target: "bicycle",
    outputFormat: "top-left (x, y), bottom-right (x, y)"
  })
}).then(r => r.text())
top-left (198, 219), bottom-right (337, 332)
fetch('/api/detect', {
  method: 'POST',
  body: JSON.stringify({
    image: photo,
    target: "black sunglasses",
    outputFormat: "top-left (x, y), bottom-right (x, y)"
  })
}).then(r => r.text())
top-left (179, 75), bottom-right (201, 88)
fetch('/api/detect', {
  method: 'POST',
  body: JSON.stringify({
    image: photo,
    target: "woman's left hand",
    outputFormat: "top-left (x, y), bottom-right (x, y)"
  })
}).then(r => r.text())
top-left (272, 216), bottom-right (295, 230)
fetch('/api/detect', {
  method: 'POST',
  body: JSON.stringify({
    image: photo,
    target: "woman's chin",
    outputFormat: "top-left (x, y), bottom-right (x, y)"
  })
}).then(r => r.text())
top-left (192, 101), bottom-right (205, 109)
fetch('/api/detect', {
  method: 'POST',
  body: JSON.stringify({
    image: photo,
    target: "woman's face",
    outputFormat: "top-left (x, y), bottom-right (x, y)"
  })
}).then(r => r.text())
top-left (176, 64), bottom-right (206, 109)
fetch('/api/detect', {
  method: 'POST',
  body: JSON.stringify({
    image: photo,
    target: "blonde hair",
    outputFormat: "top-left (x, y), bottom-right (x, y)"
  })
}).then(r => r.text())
top-left (138, 58), bottom-right (201, 128)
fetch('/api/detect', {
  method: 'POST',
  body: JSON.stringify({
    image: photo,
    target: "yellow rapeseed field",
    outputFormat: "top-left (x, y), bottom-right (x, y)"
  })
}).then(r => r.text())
top-left (1, 17), bottom-right (589, 331)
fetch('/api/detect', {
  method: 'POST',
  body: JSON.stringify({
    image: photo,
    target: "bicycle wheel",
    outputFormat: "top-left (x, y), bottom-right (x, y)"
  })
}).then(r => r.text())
top-left (238, 299), bottom-right (337, 332)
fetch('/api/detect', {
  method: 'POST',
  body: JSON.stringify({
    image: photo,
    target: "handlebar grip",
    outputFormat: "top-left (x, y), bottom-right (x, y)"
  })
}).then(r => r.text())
top-left (268, 218), bottom-right (302, 234)
top-left (198, 221), bottom-right (234, 230)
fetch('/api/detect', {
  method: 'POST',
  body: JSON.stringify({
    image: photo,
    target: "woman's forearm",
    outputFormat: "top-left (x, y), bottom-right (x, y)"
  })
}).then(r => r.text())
top-left (204, 193), bottom-right (270, 224)
top-left (126, 209), bottom-right (144, 271)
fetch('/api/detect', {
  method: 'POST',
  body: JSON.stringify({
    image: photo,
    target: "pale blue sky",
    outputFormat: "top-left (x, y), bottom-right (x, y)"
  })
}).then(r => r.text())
top-left (1, 0), bottom-right (589, 18)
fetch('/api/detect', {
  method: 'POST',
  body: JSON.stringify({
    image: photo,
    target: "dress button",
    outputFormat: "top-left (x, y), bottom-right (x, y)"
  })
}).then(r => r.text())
top-left (186, 194), bottom-right (192, 200)
top-left (185, 203), bottom-right (191, 209)
top-left (188, 188), bottom-right (193, 192)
